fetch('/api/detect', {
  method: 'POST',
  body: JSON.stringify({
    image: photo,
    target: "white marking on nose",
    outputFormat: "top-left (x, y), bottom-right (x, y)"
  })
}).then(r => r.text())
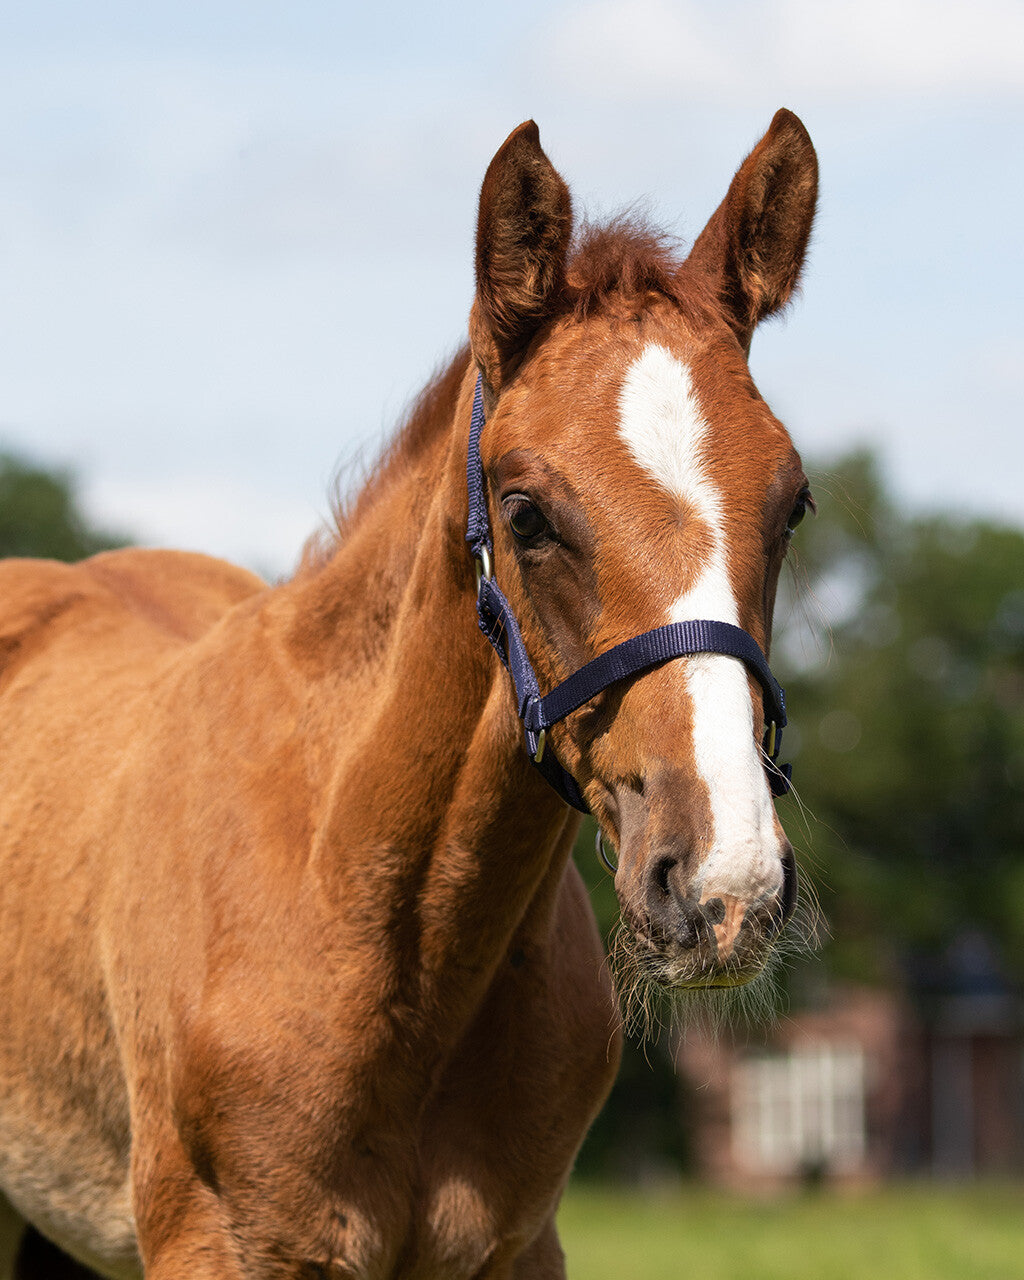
top-left (617, 344), bottom-right (782, 902)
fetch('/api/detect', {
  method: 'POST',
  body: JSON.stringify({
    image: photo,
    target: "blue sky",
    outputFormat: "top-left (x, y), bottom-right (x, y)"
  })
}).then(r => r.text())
top-left (1, 1), bottom-right (1022, 573)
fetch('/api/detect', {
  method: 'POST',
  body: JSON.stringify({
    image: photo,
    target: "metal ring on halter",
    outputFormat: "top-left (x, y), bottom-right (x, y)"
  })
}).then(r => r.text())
top-left (595, 827), bottom-right (617, 874)
top-left (474, 545), bottom-right (493, 592)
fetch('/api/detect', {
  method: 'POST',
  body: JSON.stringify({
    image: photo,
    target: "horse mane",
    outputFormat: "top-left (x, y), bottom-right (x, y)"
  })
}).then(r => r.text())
top-left (298, 215), bottom-right (710, 573)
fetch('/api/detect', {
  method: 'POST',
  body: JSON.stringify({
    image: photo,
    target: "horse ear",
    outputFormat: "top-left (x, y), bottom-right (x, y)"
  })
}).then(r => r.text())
top-left (470, 121), bottom-right (572, 393)
top-left (683, 109), bottom-right (818, 353)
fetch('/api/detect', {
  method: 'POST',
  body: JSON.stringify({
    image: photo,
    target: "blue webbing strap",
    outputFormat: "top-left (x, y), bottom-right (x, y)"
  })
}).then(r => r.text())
top-left (465, 374), bottom-right (792, 813)
top-left (475, 573), bottom-right (590, 810)
top-left (466, 372), bottom-right (491, 564)
top-left (527, 619), bottom-right (785, 733)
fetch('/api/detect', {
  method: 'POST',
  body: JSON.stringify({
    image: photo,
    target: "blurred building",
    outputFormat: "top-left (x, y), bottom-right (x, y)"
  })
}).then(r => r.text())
top-left (676, 934), bottom-right (1024, 1186)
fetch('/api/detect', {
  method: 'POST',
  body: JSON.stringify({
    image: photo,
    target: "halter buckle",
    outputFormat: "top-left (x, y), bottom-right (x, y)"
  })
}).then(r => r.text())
top-left (474, 545), bottom-right (493, 593)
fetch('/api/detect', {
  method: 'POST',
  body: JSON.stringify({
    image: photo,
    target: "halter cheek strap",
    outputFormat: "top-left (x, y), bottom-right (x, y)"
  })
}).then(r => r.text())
top-left (465, 374), bottom-right (792, 815)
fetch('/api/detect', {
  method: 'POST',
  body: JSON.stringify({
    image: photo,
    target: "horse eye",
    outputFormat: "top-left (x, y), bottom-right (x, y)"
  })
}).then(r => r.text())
top-left (507, 499), bottom-right (548, 542)
top-left (786, 490), bottom-right (814, 537)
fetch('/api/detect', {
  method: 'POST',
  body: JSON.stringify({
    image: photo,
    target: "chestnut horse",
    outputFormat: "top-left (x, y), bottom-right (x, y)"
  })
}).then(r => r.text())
top-left (0, 111), bottom-right (817, 1278)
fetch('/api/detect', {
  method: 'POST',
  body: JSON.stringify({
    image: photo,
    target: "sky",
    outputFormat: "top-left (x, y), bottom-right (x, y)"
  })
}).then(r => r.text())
top-left (1, 1), bottom-right (1022, 575)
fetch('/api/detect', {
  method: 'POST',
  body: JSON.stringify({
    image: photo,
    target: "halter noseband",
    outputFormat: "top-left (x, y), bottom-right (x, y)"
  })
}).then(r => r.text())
top-left (465, 374), bottom-right (792, 815)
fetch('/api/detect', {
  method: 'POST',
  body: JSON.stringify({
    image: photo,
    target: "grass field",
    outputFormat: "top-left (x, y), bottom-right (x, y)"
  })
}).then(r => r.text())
top-left (559, 1182), bottom-right (1024, 1280)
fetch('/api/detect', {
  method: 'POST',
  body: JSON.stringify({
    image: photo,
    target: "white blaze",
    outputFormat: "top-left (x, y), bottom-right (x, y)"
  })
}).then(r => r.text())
top-left (617, 344), bottom-right (782, 902)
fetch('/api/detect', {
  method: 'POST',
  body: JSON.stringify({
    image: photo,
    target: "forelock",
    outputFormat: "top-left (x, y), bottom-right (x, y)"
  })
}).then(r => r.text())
top-left (566, 215), bottom-right (715, 325)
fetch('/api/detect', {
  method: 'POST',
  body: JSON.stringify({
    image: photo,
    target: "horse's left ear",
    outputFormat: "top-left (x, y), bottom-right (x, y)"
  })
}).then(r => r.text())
top-left (471, 121), bottom-right (573, 394)
top-left (683, 109), bottom-right (818, 353)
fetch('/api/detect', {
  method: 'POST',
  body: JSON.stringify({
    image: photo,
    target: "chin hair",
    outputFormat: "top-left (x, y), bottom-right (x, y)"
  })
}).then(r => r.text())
top-left (607, 893), bottom-right (824, 1044)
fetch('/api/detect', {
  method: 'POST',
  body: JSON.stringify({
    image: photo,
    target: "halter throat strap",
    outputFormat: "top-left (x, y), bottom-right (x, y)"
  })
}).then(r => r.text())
top-left (465, 374), bottom-right (791, 814)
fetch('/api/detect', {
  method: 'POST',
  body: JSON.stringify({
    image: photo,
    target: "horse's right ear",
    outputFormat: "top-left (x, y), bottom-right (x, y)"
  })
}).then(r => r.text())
top-left (471, 121), bottom-right (572, 395)
top-left (683, 109), bottom-right (818, 354)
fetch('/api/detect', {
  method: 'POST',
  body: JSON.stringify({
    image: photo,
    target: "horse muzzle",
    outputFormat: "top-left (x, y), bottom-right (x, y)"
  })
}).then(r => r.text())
top-left (611, 832), bottom-right (797, 989)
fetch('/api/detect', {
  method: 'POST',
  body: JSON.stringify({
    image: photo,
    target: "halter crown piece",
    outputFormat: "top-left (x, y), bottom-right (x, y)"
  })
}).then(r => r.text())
top-left (465, 374), bottom-right (792, 815)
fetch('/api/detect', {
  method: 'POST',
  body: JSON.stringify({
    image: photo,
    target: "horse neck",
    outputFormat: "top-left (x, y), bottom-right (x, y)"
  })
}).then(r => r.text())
top-left (267, 366), bottom-right (576, 1012)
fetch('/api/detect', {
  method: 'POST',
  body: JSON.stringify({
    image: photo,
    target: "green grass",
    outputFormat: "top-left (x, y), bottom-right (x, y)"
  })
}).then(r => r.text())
top-left (559, 1183), bottom-right (1024, 1280)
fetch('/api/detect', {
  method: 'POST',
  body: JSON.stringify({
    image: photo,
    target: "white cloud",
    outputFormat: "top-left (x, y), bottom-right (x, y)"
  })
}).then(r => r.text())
top-left (544, 0), bottom-right (1024, 102)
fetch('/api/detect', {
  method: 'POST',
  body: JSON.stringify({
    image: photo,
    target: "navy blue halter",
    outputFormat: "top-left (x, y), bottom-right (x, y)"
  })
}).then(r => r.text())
top-left (465, 374), bottom-right (792, 814)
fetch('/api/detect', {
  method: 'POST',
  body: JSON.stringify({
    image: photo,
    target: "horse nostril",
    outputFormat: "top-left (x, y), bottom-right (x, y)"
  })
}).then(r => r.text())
top-left (645, 857), bottom-right (704, 949)
top-left (654, 856), bottom-right (675, 898)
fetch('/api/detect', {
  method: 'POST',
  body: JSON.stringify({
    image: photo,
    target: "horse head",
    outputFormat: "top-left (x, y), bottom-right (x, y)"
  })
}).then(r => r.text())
top-left (468, 114), bottom-right (817, 994)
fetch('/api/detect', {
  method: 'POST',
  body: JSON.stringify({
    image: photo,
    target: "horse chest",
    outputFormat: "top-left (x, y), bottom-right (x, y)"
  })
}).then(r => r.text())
top-left (170, 923), bottom-right (612, 1279)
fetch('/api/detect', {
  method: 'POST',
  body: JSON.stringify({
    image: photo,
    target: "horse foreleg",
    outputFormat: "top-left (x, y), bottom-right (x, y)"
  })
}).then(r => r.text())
top-left (130, 1136), bottom-right (247, 1280)
top-left (135, 1203), bottom-right (248, 1280)
top-left (141, 1239), bottom-right (246, 1280)
top-left (507, 1218), bottom-right (566, 1280)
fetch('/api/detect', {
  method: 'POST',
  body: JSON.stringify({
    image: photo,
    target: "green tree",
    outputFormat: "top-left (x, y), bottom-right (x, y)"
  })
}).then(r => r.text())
top-left (776, 451), bottom-right (1024, 979)
top-left (0, 453), bottom-right (127, 561)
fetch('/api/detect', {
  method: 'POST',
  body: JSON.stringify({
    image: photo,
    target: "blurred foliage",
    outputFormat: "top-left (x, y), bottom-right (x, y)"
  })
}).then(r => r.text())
top-left (776, 450), bottom-right (1024, 980)
top-left (0, 452), bottom-right (127, 561)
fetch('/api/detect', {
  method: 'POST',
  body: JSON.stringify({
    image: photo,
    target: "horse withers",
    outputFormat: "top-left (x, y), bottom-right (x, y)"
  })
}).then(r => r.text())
top-left (0, 110), bottom-right (817, 1278)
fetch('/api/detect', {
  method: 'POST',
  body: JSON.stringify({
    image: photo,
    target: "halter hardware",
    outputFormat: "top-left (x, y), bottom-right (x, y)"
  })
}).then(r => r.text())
top-left (465, 374), bottom-right (792, 817)
top-left (596, 828), bottom-right (617, 875)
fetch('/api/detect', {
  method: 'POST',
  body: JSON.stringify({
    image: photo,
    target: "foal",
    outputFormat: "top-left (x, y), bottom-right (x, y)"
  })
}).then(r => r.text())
top-left (0, 111), bottom-right (817, 1278)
